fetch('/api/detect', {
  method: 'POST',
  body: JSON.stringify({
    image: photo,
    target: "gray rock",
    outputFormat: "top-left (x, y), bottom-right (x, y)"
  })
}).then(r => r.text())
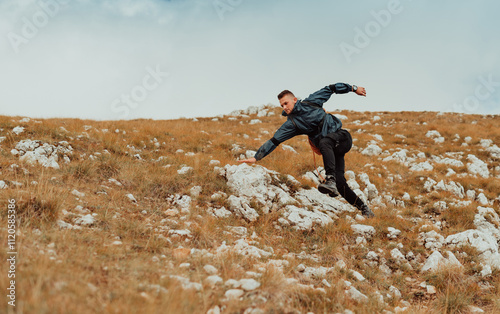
top-left (467, 155), bottom-right (489, 178)
top-left (239, 278), bottom-right (260, 291)
top-left (421, 251), bottom-right (462, 272)
top-left (361, 144), bottom-right (382, 156)
top-left (203, 265), bottom-right (218, 275)
top-left (205, 275), bottom-right (223, 286)
top-left (346, 286), bottom-right (368, 303)
top-left (351, 224), bottom-right (376, 238)
top-left (387, 227), bottom-right (401, 239)
top-left (225, 289), bottom-right (244, 300)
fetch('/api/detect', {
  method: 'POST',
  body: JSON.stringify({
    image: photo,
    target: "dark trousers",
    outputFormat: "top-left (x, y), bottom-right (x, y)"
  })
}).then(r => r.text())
top-left (318, 129), bottom-right (365, 208)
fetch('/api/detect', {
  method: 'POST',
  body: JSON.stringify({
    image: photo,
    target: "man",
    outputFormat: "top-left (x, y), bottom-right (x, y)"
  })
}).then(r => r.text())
top-left (239, 83), bottom-right (375, 218)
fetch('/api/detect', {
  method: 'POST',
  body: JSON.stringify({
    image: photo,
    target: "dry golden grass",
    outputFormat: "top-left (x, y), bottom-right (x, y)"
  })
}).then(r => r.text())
top-left (0, 109), bottom-right (499, 313)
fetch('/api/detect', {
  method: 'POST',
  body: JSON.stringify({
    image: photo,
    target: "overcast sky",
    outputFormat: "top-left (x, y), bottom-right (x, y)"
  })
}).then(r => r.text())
top-left (1, 0), bottom-right (499, 120)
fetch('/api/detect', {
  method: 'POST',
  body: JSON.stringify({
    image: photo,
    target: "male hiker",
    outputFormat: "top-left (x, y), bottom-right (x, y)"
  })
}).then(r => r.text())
top-left (239, 83), bottom-right (375, 218)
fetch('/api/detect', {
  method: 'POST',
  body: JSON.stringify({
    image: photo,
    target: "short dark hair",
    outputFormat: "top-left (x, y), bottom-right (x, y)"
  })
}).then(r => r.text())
top-left (277, 90), bottom-right (294, 100)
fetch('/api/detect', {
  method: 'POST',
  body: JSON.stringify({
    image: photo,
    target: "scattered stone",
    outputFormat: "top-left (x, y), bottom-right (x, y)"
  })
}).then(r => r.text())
top-left (432, 156), bottom-right (464, 168)
top-left (351, 224), bottom-right (376, 238)
top-left (216, 240), bottom-right (272, 259)
top-left (390, 248), bottom-right (406, 264)
top-left (225, 289), bottom-right (244, 300)
top-left (205, 275), bottom-right (223, 287)
top-left (227, 196), bottom-right (259, 222)
top-left (190, 186), bottom-right (202, 197)
top-left (239, 279), bottom-right (260, 291)
top-left (169, 275), bottom-right (202, 291)
top-left (281, 205), bottom-right (333, 231)
top-left (208, 207), bottom-right (232, 218)
top-left (178, 166), bottom-right (193, 175)
top-left (350, 270), bottom-right (366, 281)
top-left (207, 305), bottom-right (221, 314)
top-left (204, 265), bottom-right (218, 275)
top-left (14, 139), bottom-right (73, 169)
top-left (361, 144), bottom-right (382, 156)
top-left (389, 285), bottom-right (402, 299)
top-left (410, 161), bottom-right (434, 172)
top-left (225, 279), bottom-right (241, 289)
top-left (322, 279), bottom-right (332, 288)
top-left (426, 130), bottom-right (444, 143)
top-left (467, 155), bottom-right (489, 178)
top-left (477, 193), bottom-right (489, 206)
top-left (57, 220), bottom-right (80, 230)
top-left (486, 145), bottom-right (500, 159)
top-left (12, 126), bottom-right (25, 135)
top-left (108, 178), bottom-right (122, 186)
top-left (387, 227), bottom-right (401, 239)
top-left (433, 180), bottom-right (465, 198)
top-left (174, 195), bottom-right (192, 213)
top-left (480, 264), bottom-right (492, 277)
top-left (126, 194), bottom-right (137, 202)
top-left (426, 285), bottom-right (436, 294)
top-left (209, 160), bottom-right (221, 166)
top-left (421, 251), bottom-right (462, 272)
top-left (346, 286), bottom-right (368, 303)
top-left (468, 306), bottom-right (485, 313)
top-left (71, 189), bottom-right (85, 198)
top-left (73, 214), bottom-right (96, 226)
top-left (165, 209), bottom-right (179, 216)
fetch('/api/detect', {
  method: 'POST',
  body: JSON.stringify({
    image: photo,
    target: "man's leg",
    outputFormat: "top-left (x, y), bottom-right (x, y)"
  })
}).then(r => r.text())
top-left (333, 135), bottom-right (375, 218)
top-left (334, 153), bottom-right (364, 207)
top-left (334, 154), bottom-right (374, 217)
top-left (318, 136), bottom-right (336, 176)
top-left (317, 136), bottom-right (340, 196)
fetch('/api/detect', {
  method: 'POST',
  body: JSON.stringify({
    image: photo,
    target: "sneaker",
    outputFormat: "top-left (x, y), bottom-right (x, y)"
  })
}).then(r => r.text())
top-left (359, 204), bottom-right (375, 218)
top-left (318, 175), bottom-right (340, 197)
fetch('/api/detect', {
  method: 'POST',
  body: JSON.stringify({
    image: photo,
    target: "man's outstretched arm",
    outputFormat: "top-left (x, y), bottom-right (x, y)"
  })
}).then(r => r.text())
top-left (304, 83), bottom-right (366, 106)
top-left (239, 119), bottom-right (297, 164)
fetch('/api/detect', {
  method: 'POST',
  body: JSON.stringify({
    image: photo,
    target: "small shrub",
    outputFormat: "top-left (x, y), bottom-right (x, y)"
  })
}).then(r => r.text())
top-left (96, 158), bottom-right (120, 179)
top-left (17, 194), bottom-right (62, 227)
top-left (69, 161), bottom-right (96, 181)
top-left (426, 266), bottom-right (480, 313)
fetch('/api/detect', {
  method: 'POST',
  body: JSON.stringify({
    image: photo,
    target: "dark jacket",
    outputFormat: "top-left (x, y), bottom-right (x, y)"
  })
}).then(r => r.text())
top-left (254, 83), bottom-right (352, 161)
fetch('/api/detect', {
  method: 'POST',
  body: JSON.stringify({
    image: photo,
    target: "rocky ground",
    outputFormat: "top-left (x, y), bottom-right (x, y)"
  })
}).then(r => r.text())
top-left (0, 107), bottom-right (499, 313)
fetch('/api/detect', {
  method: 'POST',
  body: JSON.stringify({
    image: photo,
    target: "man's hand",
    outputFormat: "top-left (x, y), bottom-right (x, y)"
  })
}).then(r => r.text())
top-left (355, 86), bottom-right (367, 97)
top-left (238, 157), bottom-right (256, 164)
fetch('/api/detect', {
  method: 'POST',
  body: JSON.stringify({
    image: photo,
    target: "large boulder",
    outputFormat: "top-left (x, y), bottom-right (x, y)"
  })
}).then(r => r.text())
top-left (446, 229), bottom-right (500, 269)
top-left (222, 164), bottom-right (351, 230)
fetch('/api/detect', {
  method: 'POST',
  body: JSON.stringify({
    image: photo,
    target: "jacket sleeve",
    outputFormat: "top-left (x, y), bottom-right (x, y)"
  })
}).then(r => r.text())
top-left (254, 120), bottom-right (298, 161)
top-left (303, 83), bottom-right (353, 106)
top-left (329, 82), bottom-right (353, 94)
top-left (303, 86), bottom-right (334, 107)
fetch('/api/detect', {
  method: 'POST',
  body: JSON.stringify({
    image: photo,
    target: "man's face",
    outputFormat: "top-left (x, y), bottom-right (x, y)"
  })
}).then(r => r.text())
top-left (279, 94), bottom-right (297, 115)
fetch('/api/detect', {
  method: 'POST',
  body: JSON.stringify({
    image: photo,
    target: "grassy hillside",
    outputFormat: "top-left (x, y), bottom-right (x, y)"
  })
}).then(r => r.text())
top-left (0, 107), bottom-right (499, 313)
